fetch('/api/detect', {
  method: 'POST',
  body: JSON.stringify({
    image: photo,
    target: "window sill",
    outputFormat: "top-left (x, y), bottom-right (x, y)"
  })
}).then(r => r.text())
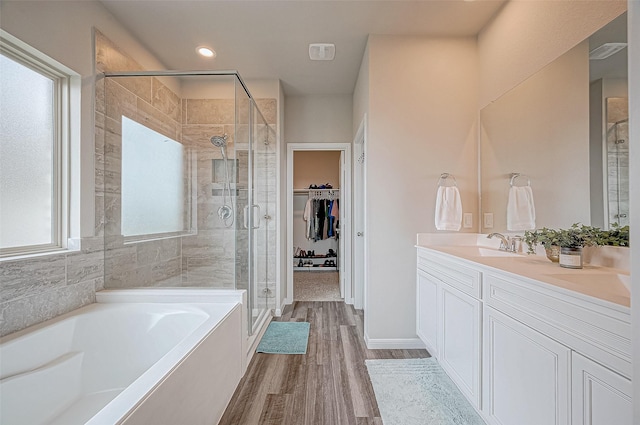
top-left (0, 245), bottom-right (81, 262)
top-left (123, 231), bottom-right (196, 245)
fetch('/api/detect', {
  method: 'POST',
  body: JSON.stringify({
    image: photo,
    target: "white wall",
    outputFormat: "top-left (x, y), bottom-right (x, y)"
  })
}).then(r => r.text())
top-left (353, 42), bottom-right (370, 136)
top-left (0, 0), bottom-right (167, 237)
top-left (478, 0), bottom-right (627, 107)
top-left (363, 35), bottom-right (479, 342)
top-left (281, 94), bottom-right (352, 305)
top-left (628, 1), bottom-right (639, 421)
top-left (284, 95), bottom-right (353, 143)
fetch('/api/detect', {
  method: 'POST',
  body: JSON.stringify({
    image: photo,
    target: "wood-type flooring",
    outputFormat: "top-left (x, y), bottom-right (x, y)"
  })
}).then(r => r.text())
top-left (218, 301), bottom-right (429, 425)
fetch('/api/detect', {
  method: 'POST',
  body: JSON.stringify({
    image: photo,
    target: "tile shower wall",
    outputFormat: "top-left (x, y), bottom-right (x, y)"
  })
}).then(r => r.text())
top-left (181, 98), bottom-right (240, 288)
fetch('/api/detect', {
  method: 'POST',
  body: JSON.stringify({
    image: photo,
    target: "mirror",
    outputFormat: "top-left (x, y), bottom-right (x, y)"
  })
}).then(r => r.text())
top-left (480, 12), bottom-right (628, 233)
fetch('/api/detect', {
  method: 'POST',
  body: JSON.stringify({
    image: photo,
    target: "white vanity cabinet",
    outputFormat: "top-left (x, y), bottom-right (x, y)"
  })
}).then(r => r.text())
top-left (483, 306), bottom-right (571, 425)
top-left (571, 352), bottom-right (632, 425)
top-left (416, 249), bottom-right (482, 408)
top-left (416, 268), bottom-right (439, 356)
top-left (415, 244), bottom-right (632, 425)
top-left (439, 283), bottom-right (481, 408)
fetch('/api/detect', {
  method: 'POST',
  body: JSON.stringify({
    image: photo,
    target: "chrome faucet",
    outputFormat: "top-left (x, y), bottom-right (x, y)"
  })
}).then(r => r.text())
top-left (487, 233), bottom-right (522, 252)
top-left (509, 235), bottom-right (522, 253)
top-left (487, 233), bottom-right (510, 251)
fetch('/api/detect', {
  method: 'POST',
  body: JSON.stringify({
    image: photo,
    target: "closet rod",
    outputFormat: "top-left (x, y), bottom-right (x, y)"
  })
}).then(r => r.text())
top-left (293, 188), bottom-right (340, 194)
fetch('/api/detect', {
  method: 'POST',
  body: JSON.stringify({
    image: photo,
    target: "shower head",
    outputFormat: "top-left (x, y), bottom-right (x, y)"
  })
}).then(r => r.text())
top-left (210, 134), bottom-right (228, 148)
top-left (211, 134), bottom-right (229, 158)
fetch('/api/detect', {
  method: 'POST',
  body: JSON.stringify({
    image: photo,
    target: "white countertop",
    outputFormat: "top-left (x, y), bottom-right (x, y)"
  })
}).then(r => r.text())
top-left (416, 238), bottom-right (630, 308)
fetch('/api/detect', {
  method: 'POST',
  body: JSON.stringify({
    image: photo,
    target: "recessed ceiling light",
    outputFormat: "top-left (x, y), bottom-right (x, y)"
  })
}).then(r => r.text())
top-left (197, 46), bottom-right (216, 58)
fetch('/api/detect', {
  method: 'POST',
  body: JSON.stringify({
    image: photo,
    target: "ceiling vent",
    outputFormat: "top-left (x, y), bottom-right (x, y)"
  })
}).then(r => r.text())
top-left (309, 43), bottom-right (335, 61)
top-left (589, 43), bottom-right (627, 60)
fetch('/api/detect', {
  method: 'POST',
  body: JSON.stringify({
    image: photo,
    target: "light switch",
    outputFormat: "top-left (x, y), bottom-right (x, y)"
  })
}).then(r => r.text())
top-left (483, 213), bottom-right (494, 229)
top-left (463, 213), bottom-right (473, 228)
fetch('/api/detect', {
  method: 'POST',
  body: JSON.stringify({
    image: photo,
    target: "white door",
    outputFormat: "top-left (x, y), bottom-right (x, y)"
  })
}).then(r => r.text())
top-left (571, 352), bottom-right (632, 425)
top-left (439, 283), bottom-right (481, 409)
top-left (352, 117), bottom-right (366, 309)
top-left (483, 306), bottom-right (571, 425)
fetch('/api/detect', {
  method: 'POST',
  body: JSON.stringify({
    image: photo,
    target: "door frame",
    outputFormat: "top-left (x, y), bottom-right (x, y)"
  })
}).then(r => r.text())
top-left (352, 115), bottom-right (367, 311)
top-left (286, 143), bottom-right (352, 305)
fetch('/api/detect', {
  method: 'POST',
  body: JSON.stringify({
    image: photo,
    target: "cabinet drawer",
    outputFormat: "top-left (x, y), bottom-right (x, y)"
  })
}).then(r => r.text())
top-left (484, 273), bottom-right (631, 378)
top-left (417, 250), bottom-right (481, 299)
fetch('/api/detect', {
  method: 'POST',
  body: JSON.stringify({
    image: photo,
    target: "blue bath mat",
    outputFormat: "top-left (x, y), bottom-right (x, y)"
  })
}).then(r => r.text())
top-left (256, 321), bottom-right (310, 354)
top-left (366, 357), bottom-right (486, 425)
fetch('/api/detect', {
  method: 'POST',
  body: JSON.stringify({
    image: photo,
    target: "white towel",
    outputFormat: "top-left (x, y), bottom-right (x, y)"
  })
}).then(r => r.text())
top-left (507, 186), bottom-right (536, 231)
top-left (435, 186), bottom-right (462, 231)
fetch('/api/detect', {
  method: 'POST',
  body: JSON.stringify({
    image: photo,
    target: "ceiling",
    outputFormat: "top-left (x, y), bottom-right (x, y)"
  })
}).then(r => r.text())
top-left (100, 0), bottom-right (506, 96)
top-left (589, 12), bottom-right (628, 82)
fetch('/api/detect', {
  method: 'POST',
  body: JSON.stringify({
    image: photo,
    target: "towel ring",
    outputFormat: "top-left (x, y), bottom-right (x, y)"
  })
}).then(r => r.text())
top-left (510, 173), bottom-right (531, 187)
top-left (438, 173), bottom-right (457, 187)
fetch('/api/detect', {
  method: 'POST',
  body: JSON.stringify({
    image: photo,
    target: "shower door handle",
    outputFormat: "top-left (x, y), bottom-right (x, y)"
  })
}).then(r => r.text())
top-left (243, 205), bottom-right (261, 229)
top-left (251, 205), bottom-right (261, 229)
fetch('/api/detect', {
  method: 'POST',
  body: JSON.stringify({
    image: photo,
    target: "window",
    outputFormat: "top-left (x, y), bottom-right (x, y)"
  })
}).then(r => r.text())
top-left (0, 31), bottom-right (78, 257)
top-left (121, 117), bottom-right (189, 239)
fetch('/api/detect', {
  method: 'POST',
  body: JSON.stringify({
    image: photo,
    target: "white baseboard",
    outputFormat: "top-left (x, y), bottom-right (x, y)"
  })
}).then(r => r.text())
top-left (364, 334), bottom-right (426, 350)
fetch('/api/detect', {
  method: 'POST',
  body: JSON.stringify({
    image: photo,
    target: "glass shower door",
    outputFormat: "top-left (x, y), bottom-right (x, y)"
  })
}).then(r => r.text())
top-left (249, 103), bottom-right (274, 334)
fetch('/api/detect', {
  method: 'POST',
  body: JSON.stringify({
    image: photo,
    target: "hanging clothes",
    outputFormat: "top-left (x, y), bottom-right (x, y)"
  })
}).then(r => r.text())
top-left (303, 199), bottom-right (313, 240)
top-left (314, 199), bottom-right (326, 241)
top-left (302, 190), bottom-right (340, 241)
top-left (327, 201), bottom-right (335, 238)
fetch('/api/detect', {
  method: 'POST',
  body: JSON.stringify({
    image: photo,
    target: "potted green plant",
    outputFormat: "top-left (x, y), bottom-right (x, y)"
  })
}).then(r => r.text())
top-left (523, 228), bottom-right (561, 262)
top-left (597, 223), bottom-right (630, 247)
top-left (524, 223), bottom-right (608, 266)
top-left (556, 223), bottom-right (601, 269)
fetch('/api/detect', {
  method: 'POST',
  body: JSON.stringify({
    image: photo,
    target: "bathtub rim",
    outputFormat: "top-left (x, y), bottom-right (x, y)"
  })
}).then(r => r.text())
top-left (85, 301), bottom-right (242, 425)
top-left (1, 288), bottom-right (249, 425)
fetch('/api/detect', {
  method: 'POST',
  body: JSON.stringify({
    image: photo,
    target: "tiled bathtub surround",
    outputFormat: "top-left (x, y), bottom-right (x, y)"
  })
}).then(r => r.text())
top-left (0, 237), bottom-right (104, 337)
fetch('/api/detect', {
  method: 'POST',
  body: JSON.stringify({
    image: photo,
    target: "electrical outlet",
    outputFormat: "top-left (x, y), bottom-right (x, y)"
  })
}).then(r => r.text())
top-left (463, 213), bottom-right (473, 228)
top-left (483, 213), bottom-right (494, 229)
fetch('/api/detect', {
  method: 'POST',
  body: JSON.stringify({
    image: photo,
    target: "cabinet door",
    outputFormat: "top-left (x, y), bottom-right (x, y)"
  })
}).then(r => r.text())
top-left (416, 269), bottom-right (438, 356)
top-left (483, 307), bottom-right (571, 425)
top-left (438, 284), bottom-right (481, 409)
top-left (572, 352), bottom-right (632, 425)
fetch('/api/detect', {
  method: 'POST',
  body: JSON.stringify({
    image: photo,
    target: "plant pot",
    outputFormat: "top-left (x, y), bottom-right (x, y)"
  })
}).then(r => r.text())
top-left (545, 246), bottom-right (560, 263)
top-left (559, 247), bottom-right (583, 269)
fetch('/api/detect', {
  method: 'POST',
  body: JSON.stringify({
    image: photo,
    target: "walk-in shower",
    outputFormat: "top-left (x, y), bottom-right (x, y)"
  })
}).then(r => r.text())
top-left (97, 69), bottom-right (277, 336)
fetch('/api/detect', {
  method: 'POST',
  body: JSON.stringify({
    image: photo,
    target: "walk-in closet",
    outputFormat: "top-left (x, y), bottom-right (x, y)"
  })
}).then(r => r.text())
top-left (292, 151), bottom-right (342, 301)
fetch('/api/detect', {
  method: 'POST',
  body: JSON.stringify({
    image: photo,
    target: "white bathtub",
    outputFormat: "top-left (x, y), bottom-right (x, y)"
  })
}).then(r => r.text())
top-left (0, 289), bottom-right (246, 425)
